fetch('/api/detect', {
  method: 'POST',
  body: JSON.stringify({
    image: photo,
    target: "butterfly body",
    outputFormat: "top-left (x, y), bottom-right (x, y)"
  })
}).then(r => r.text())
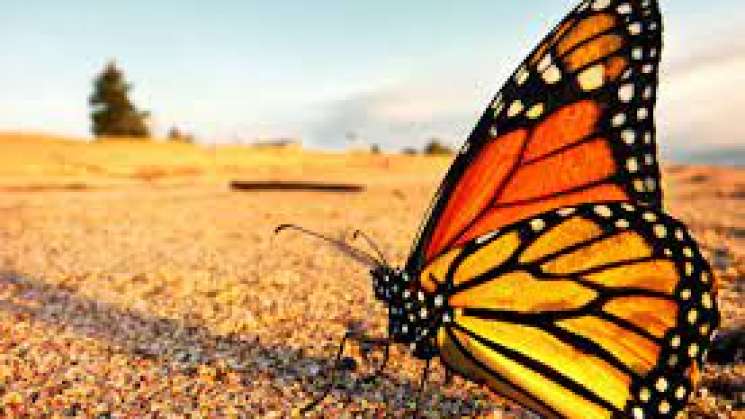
top-left (371, 267), bottom-right (445, 359)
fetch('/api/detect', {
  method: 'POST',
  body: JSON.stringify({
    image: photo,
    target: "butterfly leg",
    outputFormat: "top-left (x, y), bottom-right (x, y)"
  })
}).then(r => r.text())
top-left (443, 364), bottom-right (453, 386)
top-left (301, 331), bottom-right (354, 414)
top-left (358, 336), bottom-right (391, 383)
top-left (413, 358), bottom-right (432, 418)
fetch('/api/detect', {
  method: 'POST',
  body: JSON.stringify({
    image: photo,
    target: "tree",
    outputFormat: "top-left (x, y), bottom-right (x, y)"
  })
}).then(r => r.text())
top-left (167, 126), bottom-right (194, 143)
top-left (89, 61), bottom-right (150, 138)
top-left (423, 138), bottom-right (454, 155)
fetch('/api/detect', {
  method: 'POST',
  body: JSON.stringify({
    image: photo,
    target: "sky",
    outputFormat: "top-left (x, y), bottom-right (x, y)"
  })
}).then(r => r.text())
top-left (1, 0), bottom-right (744, 155)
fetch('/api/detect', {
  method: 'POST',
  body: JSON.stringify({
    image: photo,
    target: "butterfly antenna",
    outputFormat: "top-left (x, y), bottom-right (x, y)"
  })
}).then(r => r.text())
top-left (275, 224), bottom-right (382, 268)
top-left (351, 229), bottom-right (389, 267)
top-left (301, 332), bottom-right (352, 414)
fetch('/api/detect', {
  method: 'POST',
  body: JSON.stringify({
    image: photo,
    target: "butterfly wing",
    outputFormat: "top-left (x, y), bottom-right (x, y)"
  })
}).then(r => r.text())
top-left (407, 0), bottom-right (664, 272)
top-left (424, 202), bottom-right (719, 418)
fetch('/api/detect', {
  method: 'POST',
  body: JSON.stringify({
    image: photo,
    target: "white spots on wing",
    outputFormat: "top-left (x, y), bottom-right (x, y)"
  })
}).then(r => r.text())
top-left (670, 335), bottom-right (681, 348)
top-left (680, 289), bottom-right (691, 301)
top-left (634, 180), bottom-right (646, 193)
top-left (700, 324), bottom-right (710, 336)
top-left (642, 212), bottom-right (657, 222)
top-left (515, 65), bottom-right (530, 86)
top-left (702, 292), bottom-right (713, 310)
top-left (685, 261), bottom-right (694, 276)
top-left (667, 354), bottom-right (678, 367)
top-left (626, 158), bottom-right (639, 173)
top-left (643, 86), bottom-right (653, 99)
top-left (557, 207), bottom-right (576, 217)
top-left (537, 54), bottom-right (553, 72)
top-left (491, 95), bottom-right (505, 118)
top-left (702, 271), bottom-right (712, 284)
top-left (526, 103), bottom-right (545, 119)
top-left (658, 400), bottom-right (671, 415)
top-left (593, 205), bottom-right (613, 218)
top-left (507, 100), bottom-right (524, 118)
top-left (619, 83), bottom-right (635, 102)
top-left (578, 64), bottom-right (605, 91)
top-left (617, 3), bottom-right (632, 15)
top-left (615, 219), bottom-right (630, 229)
top-left (688, 343), bottom-right (699, 358)
top-left (621, 129), bottom-right (636, 145)
top-left (639, 387), bottom-right (651, 402)
top-left (612, 113), bottom-right (626, 127)
top-left (687, 308), bottom-right (699, 325)
top-left (542, 65), bottom-right (562, 84)
top-left (530, 218), bottom-right (546, 232)
top-left (592, 0), bottom-right (611, 10)
top-left (637, 107), bottom-right (649, 120)
top-left (683, 247), bottom-right (694, 258)
top-left (653, 224), bottom-right (667, 238)
top-left (645, 177), bottom-right (657, 191)
top-left (656, 377), bottom-right (668, 393)
top-left (628, 22), bottom-right (643, 35)
top-left (476, 230), bottom-right (500, 244)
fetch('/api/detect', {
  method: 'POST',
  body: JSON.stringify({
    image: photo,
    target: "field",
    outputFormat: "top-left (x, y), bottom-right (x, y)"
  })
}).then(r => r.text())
top-left (0, 133), bottom-right (742, 417)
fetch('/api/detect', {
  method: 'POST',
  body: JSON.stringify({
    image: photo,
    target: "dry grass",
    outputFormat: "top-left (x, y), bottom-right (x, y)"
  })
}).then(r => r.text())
top-left (0, 133), bottom-right (742, 417)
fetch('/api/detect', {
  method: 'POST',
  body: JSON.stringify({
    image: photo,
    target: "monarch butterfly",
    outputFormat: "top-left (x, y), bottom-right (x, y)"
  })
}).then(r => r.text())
top-left (278, 0), bottom-right (720, 417)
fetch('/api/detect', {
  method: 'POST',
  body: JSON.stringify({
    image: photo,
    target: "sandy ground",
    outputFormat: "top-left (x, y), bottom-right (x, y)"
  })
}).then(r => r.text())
top-left (0, 137), bottom-right (742, 417)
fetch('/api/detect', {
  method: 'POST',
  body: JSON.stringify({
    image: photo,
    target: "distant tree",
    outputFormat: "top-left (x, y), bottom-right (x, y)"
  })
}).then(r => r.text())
top-left (423, 138), bottom-right (454, 155)
top-left (89, 61), bottom-right (150, 138)
top-left (401, 147), bottom-right (418, 155)
top-left (167, 126), bottom-right (194, 143)
top-left (370, 143), bottom-right (381, 154)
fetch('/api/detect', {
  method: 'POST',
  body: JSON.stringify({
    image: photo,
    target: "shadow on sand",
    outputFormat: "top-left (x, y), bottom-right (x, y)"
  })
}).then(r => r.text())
top-left (0, 271), bottom-right (500, 416)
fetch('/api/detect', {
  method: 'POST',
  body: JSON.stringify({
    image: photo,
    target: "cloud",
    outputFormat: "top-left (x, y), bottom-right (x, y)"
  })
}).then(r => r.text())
top-left (307, 82), bottom-right (487, 150)
top-left (658, 47), bottom-right (745, 152)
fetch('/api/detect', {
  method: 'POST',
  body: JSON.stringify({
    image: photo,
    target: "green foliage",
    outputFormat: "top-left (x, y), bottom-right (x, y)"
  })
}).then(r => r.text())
top-left (423, 138), bottom-right (454, 155)
top-left (89, 61), bottom-right (150, 138)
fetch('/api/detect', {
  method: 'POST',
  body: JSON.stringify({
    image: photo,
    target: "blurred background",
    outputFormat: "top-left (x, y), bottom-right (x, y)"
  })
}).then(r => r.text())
top-left (1, 0), bottom-right (743, 160)
top-left (0, 1), bottom-right (742, 417)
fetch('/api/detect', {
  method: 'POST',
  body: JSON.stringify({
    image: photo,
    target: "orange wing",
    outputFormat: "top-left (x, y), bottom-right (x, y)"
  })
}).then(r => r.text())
top-left (407, 0), bottom-right (664, 270)
top-left (430, 202), bottom-right (719, 418)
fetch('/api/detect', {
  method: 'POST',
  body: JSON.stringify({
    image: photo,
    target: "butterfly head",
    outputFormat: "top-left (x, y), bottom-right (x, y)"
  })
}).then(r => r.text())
top-left (370, 266), bottom-right (408, 302)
